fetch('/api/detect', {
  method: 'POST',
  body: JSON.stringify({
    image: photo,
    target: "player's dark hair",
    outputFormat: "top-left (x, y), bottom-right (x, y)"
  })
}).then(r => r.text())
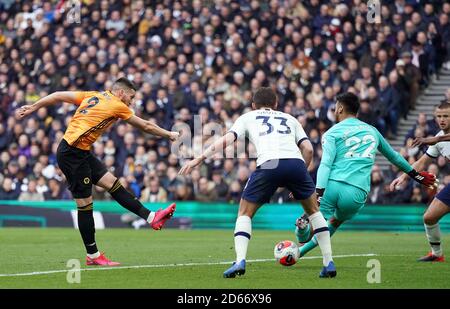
top-left (336, 92), bottom-right (360, 115)
top-left (437, 101), bottom-right (450, 109)
top-left (253, 87), bottom-right (277, 108)
top-left (112, 77), bottom-right (137, 91)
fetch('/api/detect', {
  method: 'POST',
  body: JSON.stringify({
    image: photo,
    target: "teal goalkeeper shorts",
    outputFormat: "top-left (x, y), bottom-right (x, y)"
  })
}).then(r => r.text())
top-left (319, 180), bottom-right (368, 222)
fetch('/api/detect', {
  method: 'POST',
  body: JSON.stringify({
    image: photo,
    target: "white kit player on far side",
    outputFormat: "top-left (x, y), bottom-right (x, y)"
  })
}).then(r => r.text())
top-left (391, 102), bottom-right (450, 262)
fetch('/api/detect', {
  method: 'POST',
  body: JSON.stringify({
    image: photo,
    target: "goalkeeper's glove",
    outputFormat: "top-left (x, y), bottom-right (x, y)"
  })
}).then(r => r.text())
top-left (316, 188), bottom-right (325, 206)
top-left (407, 169), bottom-right (438, 188)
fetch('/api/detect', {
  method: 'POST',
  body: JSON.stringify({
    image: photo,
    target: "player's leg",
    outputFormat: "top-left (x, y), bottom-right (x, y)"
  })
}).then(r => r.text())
top-left (224, 167), bottom-right (273, 278)
top-left (56, 142), bottom-right (109, 263)
top-left (73, 196), bottom-right (120, 266)
top-left (296, 189), bottom-right (340, 257)
top-left (297, 217), bottom-right (343, 258)
top-left (56, 141), bottom-right (120, 266)
top-left (297, 181), bottom-right (365, 261)
top-left (74, 196), bottom-right (97, 257)
top-left (332, 183), bottom-right (366, 223)
top-left (295, 186), bottom-right (337, 244)
top-left (286, 159), bottom-right (334, 277)
top-left (235, 199), bottom-right (262, 261)
top-left (295, 213), bottom-right (312, 243)
top-left (300, 194), bottom-right (336, 277)
top-left (419, 192), bottom-right (450, 262)
top-left (91, 155), bottom-right (175, 230)
top-left (327, 182), bottom-right (365, 241)
top-left (223, 199), bottom-right (263, 278)
top-left (95, 172), bottom-right (154, 222)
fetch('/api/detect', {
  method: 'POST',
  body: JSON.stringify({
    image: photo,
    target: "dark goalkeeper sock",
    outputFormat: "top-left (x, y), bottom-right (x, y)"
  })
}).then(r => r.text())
top-left (108, 179), bottom-right (151, 220)
top-left (77, 204), bottom-right (98, 255)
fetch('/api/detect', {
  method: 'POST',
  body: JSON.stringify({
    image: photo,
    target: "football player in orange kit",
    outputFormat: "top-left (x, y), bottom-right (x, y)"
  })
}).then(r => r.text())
top-left (16, 78), bottom-right (179, 266)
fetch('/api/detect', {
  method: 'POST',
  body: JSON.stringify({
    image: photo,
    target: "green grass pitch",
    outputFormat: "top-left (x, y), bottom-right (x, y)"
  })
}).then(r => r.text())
top-left (0, 228), bottom-right (449, 288)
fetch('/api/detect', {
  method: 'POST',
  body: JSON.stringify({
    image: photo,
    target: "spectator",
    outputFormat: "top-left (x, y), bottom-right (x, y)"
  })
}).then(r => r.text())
top-left (196, 177), bottom-right (217, 202)
top-left (227, 181), bottom-right (242, 204)
top-left (388, 68), bottom-right (410, 120)
top-left (367, 86), bottom-right (387, 136)
top-left (0, 177), bottom-right (20, 200)
top-left (401, 51), bottom-right (421, 110)
top-left (211, 170), bottom-right (229, 202)
top-left (405, 113), bottom-right (439, 142)
top-left (410, 187), bottom-right (427, 204)
top-left (2, 0), bottom-right (449, 205)
top-left (412, 36), bottom-right (430, 86)
top-left (0, 123), bottom-right (13, 151)
top-left (378, 76), bottom-right (399, 137)
top-left (368, 169), bottom-right (386, 205)
top-left (358, 99), bottom-right (375, 126)
top-left (140, 176), bottom-right (168, 203)
top-left (174, 183), bottom-right (193, 201)
top-left (43, 178), bottom-right (71, 200)
top-left (18, 179), bottom-right (44, 201)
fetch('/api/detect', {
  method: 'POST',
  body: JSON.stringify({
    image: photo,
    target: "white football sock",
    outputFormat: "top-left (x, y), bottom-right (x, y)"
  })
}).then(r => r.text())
top-left (87, 251), bottom-right (100, 259)
top-left (234, 215), bottom-right (252, 263)
top-left (309, 211), bottom-right (333, 266)
top-left (147, 211), bottom-right (155, 224)
top-left (425, 223), bottom-right (442, 257)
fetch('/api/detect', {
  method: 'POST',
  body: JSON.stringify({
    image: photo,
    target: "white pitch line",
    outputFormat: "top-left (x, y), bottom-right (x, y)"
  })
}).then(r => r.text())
top-left (0, 253), bottom-right (377, 278)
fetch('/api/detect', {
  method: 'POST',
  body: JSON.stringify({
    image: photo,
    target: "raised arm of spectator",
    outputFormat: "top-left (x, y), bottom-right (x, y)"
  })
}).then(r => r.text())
top-left (179, 132), bottom-right (236, 175)
top-left (126, 115), bottom-right (179, 141)
top-left (15, 91), bottom-right (84, 119)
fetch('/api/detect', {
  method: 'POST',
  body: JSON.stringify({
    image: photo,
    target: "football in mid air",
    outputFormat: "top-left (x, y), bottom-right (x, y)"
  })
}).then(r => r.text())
top-left (274, 240), bottom-right (300, 266)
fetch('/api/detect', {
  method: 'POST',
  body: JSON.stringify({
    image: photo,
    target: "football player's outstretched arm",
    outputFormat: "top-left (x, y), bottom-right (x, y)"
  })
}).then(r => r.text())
top-left (126, 115), bottom-right (179, 141)
top-left (376, 129), bottom-right (437, 191)
top-left (389, 153), bottom-right (434, 191)
top-left (179, 132), bottom-right (236, 175)
top-left (15, 91), bottom-right (82, 119)
top-left (376, 129), bottom-right (414, 174)
top-left (412, 134), bottom-right (450, 147)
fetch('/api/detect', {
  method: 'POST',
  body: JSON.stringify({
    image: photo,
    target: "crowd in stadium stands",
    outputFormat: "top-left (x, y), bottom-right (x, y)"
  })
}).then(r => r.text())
top-left (1, 0), bottom-right (450, 205)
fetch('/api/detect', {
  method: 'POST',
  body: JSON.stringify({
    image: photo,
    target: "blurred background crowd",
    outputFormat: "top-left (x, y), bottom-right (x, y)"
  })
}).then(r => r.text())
top-left (1, 0), bottom-right (450, 204)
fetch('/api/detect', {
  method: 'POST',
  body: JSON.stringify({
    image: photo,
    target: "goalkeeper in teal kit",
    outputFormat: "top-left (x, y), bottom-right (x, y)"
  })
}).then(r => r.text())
top-left (295, 93), bottom-right (438, 257)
